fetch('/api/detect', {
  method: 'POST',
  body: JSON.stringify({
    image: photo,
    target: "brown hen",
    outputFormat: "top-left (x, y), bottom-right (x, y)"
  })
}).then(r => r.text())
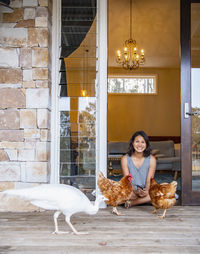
top-left (97, 171), bottom-right (133, 215)
top-left (149, 178), bottom-right (178, 219)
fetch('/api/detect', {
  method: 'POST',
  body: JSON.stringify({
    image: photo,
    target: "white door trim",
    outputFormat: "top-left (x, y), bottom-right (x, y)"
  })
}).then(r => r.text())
top-left (96, 0), bottom-right (108, 192)
top-left (50, 0), bottom-right (61, 184)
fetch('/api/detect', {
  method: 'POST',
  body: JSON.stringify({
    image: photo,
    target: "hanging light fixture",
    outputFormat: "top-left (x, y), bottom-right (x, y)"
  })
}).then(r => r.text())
top-left (116, 0), bottom-right (145, 70)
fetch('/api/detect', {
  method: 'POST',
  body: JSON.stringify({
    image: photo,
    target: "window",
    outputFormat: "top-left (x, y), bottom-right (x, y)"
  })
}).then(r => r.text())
top-left (108, 75), bottom-right (157, 94)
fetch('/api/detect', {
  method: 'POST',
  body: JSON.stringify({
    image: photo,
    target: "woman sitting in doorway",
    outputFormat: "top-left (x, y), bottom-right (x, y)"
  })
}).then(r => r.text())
top-left (121, 130), bottom-right (156, 207)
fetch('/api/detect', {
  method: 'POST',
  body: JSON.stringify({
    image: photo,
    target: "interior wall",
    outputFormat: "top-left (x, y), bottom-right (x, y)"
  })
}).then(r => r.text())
top-left (107, 67), bottom-right (180, 142)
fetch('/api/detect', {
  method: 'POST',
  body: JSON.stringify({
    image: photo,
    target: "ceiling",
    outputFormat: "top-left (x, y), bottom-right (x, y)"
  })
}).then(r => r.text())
top-left (60, 0), bottom-right (200, 75)
top-left (108, 0), bottom-right (180, 68)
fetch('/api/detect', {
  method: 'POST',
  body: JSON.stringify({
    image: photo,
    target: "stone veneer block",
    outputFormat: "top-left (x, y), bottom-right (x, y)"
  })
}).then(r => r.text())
top-left (20, 48), bottom-right (32, 68)
top-left (26, 88), bottom-right (49, 108)
top-left (20, 109), bottom-right (37, 128)
top-left (37, 108), bottom-right (48, 128)
top-left (0, 109), bottom-right (20, 129)
top-left (0, 89), bottom-right (25, 109)
top-left (0, 23), bottom-right (17, 28)
top-left (15, 19), bottom-right (35, 28)
top-left (24, 142), bottom-right (36, 149)
top-left (23, 81), bottom-right (35, 88)
top-left (26, 162), bottom-right (48, 182)
top-left (35, 16), bottom-right (47, 27)
top-left (5, 150), bottom-right (18, 161)
top-left (0, 142), bottom-right (24, 149)
top-left (0, 150), bottom-right (9, 161)
top-left (38, 28), bottom-right (48, 47)
top-left (0, 84), bottom-right (22, 89)
top-left (35, 80), bottom-right (48, 88)
top-left (18, 149), bottom-right (35, 161)
top-left (0, 162), bottom-right (20, 181)
top-left (36, 142), bottom-right (47, 161)
top-left (3, 8), bottom-right (24, 23)
top-left (36, 6), bottom-right (48, 17)
top-left (40, 129), bottom-right (48, 141)
top-left (23, 0), bottom-right (38, 7)
top-left (24, 8), bottom-right (35, 20)
top-left (20, 162), bottom-right (26, 182)
top-left (0, 69), bottom-right (22, 84)
top-left (0, 181), bottom-right (14, 191)
top-left (0, 48), bottom-right (19, 68)
top-left (0, 28), bottom-right (27, 47)
top-left (38, 0), bottom-right (48, 7)
top-left (32, 47), bottom-right (48, 67)
top-left (0, 130), bottom-right (24, 142)
top-left (10, 0), bottom-right (23, 8)
top-left (28, 28), bottom-right (38, 46)
top-left (23, 69), bottom-right (32, 81)
top-left (32, 68), bottom-right (48, 79)
top-left (28, 28), bottom-right (48, 47)
top-left (24, 129), bottom-right (40, 139)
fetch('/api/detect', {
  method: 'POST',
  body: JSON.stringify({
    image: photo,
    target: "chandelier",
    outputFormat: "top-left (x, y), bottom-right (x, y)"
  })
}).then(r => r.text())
top-left (116, 0), bottom-right (145, 70)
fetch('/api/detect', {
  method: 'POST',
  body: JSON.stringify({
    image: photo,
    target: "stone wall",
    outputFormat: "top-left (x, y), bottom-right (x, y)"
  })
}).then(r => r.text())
top-left (0, 0), bottom-right (52, 201)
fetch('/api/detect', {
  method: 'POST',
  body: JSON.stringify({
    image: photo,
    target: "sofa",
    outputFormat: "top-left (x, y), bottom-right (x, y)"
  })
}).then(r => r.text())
top-left (107, 140), bottom-right (181, 179)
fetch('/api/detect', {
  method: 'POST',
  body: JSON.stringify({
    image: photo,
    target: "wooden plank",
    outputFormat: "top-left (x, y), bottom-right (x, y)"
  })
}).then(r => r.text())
top-left (0, 207), bottom-right (200, 254)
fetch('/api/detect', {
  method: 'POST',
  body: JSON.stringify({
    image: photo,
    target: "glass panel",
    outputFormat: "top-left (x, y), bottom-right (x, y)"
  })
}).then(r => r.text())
top-left (59, 0), bottom-right (97, 191)
top-left (59, 98), bottom-right (96, 188)
top-left (191, 3), bottom-right (200, 190)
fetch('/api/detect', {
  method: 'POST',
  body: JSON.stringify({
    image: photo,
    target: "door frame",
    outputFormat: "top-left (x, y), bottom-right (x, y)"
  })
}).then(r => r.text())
top-left (181, 0), bottom-right (200, 204)
top-left (50, 0), bottom-right (61, 184)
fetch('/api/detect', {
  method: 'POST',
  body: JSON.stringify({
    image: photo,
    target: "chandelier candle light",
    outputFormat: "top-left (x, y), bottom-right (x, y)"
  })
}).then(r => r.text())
top-left (116, 0), bottom-right (145, 70)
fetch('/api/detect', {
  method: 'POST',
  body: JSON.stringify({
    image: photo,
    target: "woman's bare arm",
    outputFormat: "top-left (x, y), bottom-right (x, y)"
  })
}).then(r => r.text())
top-left (145, 155), bottom-right (157, 191)
top-left (121, 155), bottom-right (129, 176)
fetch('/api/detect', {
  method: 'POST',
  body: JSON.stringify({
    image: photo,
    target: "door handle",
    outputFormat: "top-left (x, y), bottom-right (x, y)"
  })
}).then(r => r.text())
top-left (186, 112), bottom-right (198, 116)
top-left (184, 103), bottom-right (198, 118)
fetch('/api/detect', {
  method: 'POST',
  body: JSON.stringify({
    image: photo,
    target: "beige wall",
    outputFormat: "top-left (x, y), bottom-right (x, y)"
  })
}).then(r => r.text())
top-left (108, 67), bottom-right (181, 142)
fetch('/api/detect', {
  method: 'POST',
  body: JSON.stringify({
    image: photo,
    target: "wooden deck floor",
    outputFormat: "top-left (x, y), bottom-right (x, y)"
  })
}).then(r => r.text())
top-left (0, 206), bottom-right (200, 254)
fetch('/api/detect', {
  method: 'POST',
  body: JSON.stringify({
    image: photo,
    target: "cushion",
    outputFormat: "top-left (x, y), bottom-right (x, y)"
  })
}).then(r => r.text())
top-left (108, 142), bottom-right (128, 154)
top-left (150, 140), bottom-right (175, 157)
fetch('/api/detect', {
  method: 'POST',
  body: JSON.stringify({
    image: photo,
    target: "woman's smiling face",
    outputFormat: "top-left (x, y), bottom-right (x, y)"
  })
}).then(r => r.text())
top-left (132, 135), bottom-right (147, 153)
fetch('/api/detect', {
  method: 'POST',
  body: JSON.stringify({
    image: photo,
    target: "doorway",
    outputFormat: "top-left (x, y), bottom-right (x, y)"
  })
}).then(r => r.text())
top-left (107, 0), bottom-right (181, 201)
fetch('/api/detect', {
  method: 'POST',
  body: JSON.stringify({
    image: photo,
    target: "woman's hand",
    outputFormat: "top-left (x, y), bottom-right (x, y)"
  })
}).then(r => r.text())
top-left (137, 187), bottom-right (148, 198)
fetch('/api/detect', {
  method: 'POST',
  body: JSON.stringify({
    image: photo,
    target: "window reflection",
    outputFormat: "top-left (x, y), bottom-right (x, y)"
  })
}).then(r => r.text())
top-left (191, 69), bottom-right (200, 190)
top-left (191, 3), bottom-right (200, 190)
top-left (60, 98), bottom-right (96, 186)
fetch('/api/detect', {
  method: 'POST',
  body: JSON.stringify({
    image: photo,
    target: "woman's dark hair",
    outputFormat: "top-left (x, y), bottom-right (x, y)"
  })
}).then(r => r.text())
top-left (127, 130), bottom-right (151, 157)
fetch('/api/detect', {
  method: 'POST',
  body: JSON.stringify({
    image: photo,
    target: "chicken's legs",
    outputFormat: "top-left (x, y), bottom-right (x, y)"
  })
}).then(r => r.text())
top-left (158, 209), bottom-right (166, 219)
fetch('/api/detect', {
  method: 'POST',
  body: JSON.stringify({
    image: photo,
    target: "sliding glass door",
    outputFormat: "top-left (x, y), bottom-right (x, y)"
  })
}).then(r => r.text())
top-left (181, 0), bottom-right (200, 204)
